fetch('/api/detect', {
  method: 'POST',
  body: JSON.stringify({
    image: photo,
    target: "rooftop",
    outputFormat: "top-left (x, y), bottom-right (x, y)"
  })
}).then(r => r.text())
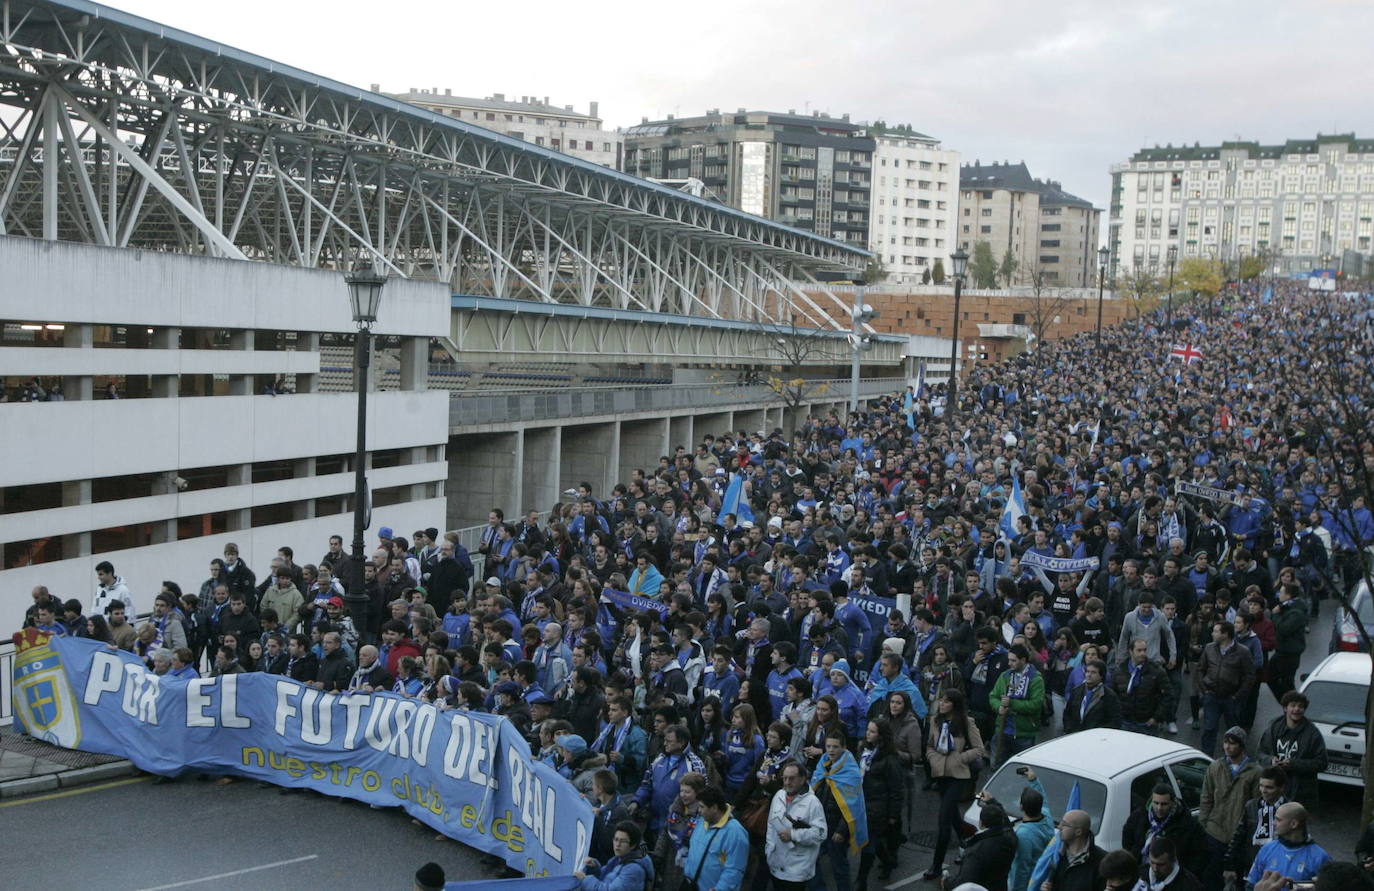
top-left (1018, 729), bottom-right (1206, 780)
top-left (625, 108), bottom-right (866, 138)
top-left (959, 161), bottom-right (1096, 210)
top-left (1129, 133), bottom-right (1374, 163)
top-left (385, 88), bottom-right (600, 122)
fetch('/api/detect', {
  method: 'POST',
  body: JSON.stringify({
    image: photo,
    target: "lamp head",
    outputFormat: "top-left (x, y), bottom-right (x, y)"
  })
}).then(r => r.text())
top-left (345, 260), bottom-right (388, 325)
top-left (950, 248), bottom-right (969, 280)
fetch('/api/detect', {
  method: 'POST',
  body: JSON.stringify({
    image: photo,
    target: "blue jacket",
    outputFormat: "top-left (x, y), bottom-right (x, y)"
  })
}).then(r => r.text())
top-left (702, 667), bottom-right (741, 716)
top-left (682, 808), bottom-right (751, 891)
top-left (830, 678), bottom-right (870, 740)
top-left (865, 672), bottom-right (927, 717)
top-left (765, 667), bottom-right (803, 720)
top-left (722, 730), bottom-right (764, 789)
top-left (635, 749), bottom-right (708, 830)
top-left (579, 849), bottom-right (655, 891)
top-left (834, 600), bottom-right (871, 664)
top-left (1009, 778), bottom-right (1055, 891)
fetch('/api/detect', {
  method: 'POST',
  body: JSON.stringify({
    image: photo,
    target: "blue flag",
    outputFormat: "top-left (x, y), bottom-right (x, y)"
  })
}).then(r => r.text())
top-left (1261, 285), bottom-right (1273, 304)
top-left (999, 475), bottom-right (1025, 543)
top-left (902, 389), bottom-right (916, 431)
top-left (720, 472), bottom-right (754, 524)
top-left (1027, 781), bottom-right (1081, 890)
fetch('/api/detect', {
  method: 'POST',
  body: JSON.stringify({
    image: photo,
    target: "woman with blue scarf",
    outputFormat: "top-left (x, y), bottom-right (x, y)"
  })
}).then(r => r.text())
top-left (810, 729), bottom-right (868, 891)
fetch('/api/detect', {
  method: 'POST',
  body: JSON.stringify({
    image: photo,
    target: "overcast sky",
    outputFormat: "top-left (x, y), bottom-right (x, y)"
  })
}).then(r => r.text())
top-left (115, 0), bottom-right (1370, 213)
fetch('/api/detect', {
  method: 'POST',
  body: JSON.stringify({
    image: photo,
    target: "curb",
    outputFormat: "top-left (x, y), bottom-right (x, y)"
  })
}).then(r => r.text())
top-left (0, 760), bottom-right (137, 799)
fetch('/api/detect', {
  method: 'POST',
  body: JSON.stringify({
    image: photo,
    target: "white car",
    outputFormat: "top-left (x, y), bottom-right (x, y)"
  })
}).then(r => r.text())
top-left (1297, 652), bottom-right (1368, 786)
top-left (964, 730), bottom-right (1210, 848)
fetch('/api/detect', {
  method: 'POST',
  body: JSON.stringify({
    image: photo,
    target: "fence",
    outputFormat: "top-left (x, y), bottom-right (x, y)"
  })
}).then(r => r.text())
top-left (449, 376), bottom-right (902, 428)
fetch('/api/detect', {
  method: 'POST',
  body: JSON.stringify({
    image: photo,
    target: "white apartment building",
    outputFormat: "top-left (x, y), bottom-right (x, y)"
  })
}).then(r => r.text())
top-left (1108, 133), bottom-right (1374, 277)
top-left (384, 87), bottom-right (622, 169)
top-left (0, 236), bottom-right (450, 632)
top-left (869, 129), bottom-right (960, 282)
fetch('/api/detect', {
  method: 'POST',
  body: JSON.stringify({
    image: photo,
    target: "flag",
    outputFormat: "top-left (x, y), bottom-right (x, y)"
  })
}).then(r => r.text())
top-left (915, 360), bottom-right (927, 399)
top-left (1027, 781), bottom-right (1081, 890)
top-left (720, 472), bottom-right (754, 524)
top-left (999, 475), bottom-right (1025, 543)
top-left (1261, 285), bottom-right (1273, 304)
top-left (903, 389), bottom-right (916, 431)
top-left (1169, 343), bottom-right (1203, 364)
top-left (1089, 418), bottom-right (1101, 449)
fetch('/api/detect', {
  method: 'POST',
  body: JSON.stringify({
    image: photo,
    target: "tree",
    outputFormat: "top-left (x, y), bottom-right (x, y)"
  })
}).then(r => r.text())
top-left (761, 321), bottom-right (843, 416)
top-left (863, 253), bottom-right (889, 285)
top-left (931, 259), bottom-right (946, 284)
top-left (998, 248), bottom-right (1019, 289)
top-left (1177, 257), bottom-right (1223, 318)
top-left (969, 241), bottom-right (998, 289)
top-left (1238, 253), bottom-right (1266, 280)
top-left (922, 267), bottom-right (932, 285)
top-left (1018, 261), bottom-right (1069, 346)
top-left (1118, 264), bottom-right (1164, 319)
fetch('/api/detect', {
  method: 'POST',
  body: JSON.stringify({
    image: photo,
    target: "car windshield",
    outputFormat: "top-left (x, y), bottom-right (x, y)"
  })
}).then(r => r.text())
top-left (981, 762), bottom-right (1109, 834)
top-left (1353, 590), bottom-right (1374, 624)
top-left (1303, 680), bottom-right (1367, 728)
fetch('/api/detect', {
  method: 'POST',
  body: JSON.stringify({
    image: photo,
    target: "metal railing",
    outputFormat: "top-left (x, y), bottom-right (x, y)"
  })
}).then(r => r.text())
top-left (449, 377), bottom-right (901, 428)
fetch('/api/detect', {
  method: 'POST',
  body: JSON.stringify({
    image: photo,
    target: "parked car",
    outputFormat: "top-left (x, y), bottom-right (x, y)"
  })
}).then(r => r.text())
top-left (1297, 652), bottom-right (1369, 786)
top-left (964, 730), bottom-right (1210, 848)
top-left (1329, 579), bottom-right (1373, 653)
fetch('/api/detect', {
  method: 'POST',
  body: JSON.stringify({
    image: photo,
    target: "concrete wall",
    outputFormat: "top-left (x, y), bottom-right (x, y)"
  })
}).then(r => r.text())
top-left (619, 418), bottom-right (668, 478)
top-left (521, 426), bottom-right (562, 515)
top-left (560, 424), bottom-right (618, 504)
top-left (448, 431), bottom-right (521, 529)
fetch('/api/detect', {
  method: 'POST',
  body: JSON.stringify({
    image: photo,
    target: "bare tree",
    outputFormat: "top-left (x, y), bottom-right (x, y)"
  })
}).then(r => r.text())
top-left (761, 320), bottom-right (845, 415)
top-left (1118, 263), bottom-right (1164, 319)
top-left (1018, 260), bottom-right (1070, 347)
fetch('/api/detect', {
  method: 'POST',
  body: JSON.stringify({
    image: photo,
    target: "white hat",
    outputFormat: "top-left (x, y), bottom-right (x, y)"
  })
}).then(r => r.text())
top-left (485, 577), bottom-right (502, 587)
top-left (767, 516), bottom-right (783, 529)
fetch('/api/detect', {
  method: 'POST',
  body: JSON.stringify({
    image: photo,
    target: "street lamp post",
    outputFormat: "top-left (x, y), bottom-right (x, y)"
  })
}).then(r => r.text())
top-left (849, 280), bottom-right (874, 415)
top-left (1095, 246), bottom-right (1110, 351)
top-left (344, 260), bottom-right (387, 636)
top-left (947, 248), bottom-right (969, 421)
top-left (1166, 245), bottom-right (1178, 327)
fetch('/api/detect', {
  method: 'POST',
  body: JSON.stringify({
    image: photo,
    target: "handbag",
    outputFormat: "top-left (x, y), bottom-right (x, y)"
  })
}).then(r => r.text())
top-left (737, 794), bottom-right (770, 840)
top-left (682, 825), bottom-right (722, 891)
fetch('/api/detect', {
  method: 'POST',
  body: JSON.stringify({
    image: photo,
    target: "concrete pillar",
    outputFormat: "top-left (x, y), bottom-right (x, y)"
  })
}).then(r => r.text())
top-left (560, 423), bottom-right (618, 504)
top-left (398, 336), bottom-right (426, 391)
top-left (151, 327), bottom-right (179, 398)
top-left (293, 457), bottom-right (317, 520)
top-left (227, 330), bottom-right (253, 396)
top-left (618, 418), bottom-right (668, 481)
top-left (446, 431), bottom-right (521, 530)
top-left (225, 463), bottom-right (251, 531)
top-left (62, 323), bottom-right (94, 401)
top-left (407, 446), bottom-right (429, 503)
top-left (62, 480), bottom-right (92, 556)
top-left (669, 415), bottom-right (694, 453)
top-left (148, 471), bottom-right (179, 544)
top-left (295, 332), bottom-right (320, 394)
top-left (521, 426), bottom-right (561, 515)
top-left (694, 411), bottom-right (732, 442)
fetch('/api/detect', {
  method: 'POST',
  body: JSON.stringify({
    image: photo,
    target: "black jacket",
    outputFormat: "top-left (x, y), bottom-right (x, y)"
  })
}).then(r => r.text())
top-left (947, 823), bottom-right (1017, 891)
top-left (1257, 716), bottom-right (1328, 806)
top-left (260, 651), bottom-right (288, 675)
top-left (1121, 804), bottom-right (1208, 879)
top-left (426, 557), bottom-right (469, 612)
top-left (314, 648), bottom-right (355, 692)
top-left (285, 652), bottom-right (318, 683)
top-left (861, 748), bottom-right (905, 827)
top-left (1112, 659), bottom-right (1172, 724)
top-left (1048, 842), bottom-right (1107, 891)
top-left (1063, 684), bottom-right (1122, 733)
top-left (1223, 795), bottom-right (1288, 875)
top-left (1136, 864), bottom-right (1202, 891)
top-left (563, 688), bottom-right (606, 744)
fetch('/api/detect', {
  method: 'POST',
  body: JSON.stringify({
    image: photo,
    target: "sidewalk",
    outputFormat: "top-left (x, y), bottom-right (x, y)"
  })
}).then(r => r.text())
top-left (0, 726), bottom-right (137, 799)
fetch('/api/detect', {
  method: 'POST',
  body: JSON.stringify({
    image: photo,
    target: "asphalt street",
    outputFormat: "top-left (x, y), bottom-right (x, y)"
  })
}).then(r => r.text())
top-left (0, 774), bottom-right (496, 889)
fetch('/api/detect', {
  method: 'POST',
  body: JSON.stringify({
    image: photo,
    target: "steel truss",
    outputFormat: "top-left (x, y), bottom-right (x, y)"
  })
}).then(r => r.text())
top-left (0, 0), bottom-right (866, 330)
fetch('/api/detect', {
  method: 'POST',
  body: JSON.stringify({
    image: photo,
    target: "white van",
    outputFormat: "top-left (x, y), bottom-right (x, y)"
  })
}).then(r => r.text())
top-left (963, 730), bottom-right (1211, 848)
top-left (1297, 652), bottom-right (1368, 786)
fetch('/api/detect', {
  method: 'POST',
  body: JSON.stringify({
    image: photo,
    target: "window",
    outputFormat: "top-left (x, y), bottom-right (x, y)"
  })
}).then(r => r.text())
top-left (980, 225), bottom-right (991, 234)
top-left (1039, 255), bottom-right (1059, 263)
top-left (1012, 313), bottom-right (1026, 325)
top-left (981, 208), bottom-right (993, 217)
top-left (982, 763), bottom-right (1109, 834)
top-left (1041, 240), bottom-right (1060, 248)
top-left (1168, 758), bottom-right (1210, 812)
top-left (1129, 767), bottom-right (1170, 816)
top-left (1041, 224), bottom-right (1061, 232)
top-left (982, 191), bottom-right (993, 199)
top-left (485, 112), bottom-right (495, 121)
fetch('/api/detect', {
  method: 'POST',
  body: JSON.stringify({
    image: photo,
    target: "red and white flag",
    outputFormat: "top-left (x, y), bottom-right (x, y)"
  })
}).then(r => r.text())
top-left (1169, 343), bottom-right (1203, 364)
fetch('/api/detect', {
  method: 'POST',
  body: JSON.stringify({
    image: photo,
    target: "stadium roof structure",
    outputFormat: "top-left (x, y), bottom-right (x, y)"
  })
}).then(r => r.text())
top-left (0, 0), bottom-right (866, 327)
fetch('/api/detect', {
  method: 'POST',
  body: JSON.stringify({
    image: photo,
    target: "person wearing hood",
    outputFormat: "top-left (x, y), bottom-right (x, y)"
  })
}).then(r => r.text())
top-left (1256, 690), bottom-right (1328, 807)
top-left (1122, 783), bottom-right (1208, 880)
top-left (576, 820), bottom-right (656, 891)
top-left (1244, 802), bottom-right (1331, 889)
top-left (559, 734), bottom-right (606, 798)
top-left (826, 659), bottom-right (869, 745)
top-left (943, 798), bottom-right (1017, 891)
top-left (1199, 726), bottom-right (1262, 886)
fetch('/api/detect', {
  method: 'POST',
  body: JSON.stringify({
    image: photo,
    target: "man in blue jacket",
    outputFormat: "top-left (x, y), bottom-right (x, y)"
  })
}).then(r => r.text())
top-left (682, 786), bottom-right (749, 891)
top-left (630, 724), bottom-right (707, 844)
top-left (1245, 802), bottom-right (1331, 889)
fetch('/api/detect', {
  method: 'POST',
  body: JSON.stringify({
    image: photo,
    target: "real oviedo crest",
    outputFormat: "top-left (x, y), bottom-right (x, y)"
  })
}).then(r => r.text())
top-left (12, 627), bottom-right (82, 747)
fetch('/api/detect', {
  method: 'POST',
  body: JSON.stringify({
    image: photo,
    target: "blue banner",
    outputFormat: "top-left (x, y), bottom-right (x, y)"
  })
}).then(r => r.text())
top-left (600, 587), bottom-right (668, 617)
top-left (11, 631), bottom-right (593, 877)
top-left (849, 591), bottom-right (898, 637)
top-left (1019, 552), bottom-right (1100, 573)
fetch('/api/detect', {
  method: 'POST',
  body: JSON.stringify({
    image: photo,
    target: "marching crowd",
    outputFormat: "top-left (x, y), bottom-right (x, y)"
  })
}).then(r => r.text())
top-left (20, 282), bottom-right (1374, 891)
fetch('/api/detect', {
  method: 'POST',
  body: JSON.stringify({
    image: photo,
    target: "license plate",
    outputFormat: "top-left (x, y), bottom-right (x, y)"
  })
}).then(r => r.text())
top-left (1326, 762), bottom-right (1363, 778)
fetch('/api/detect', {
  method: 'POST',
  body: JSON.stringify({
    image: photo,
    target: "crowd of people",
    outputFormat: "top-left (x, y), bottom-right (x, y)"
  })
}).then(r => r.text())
top-left (20, 281), bottom-right (1374, 891)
